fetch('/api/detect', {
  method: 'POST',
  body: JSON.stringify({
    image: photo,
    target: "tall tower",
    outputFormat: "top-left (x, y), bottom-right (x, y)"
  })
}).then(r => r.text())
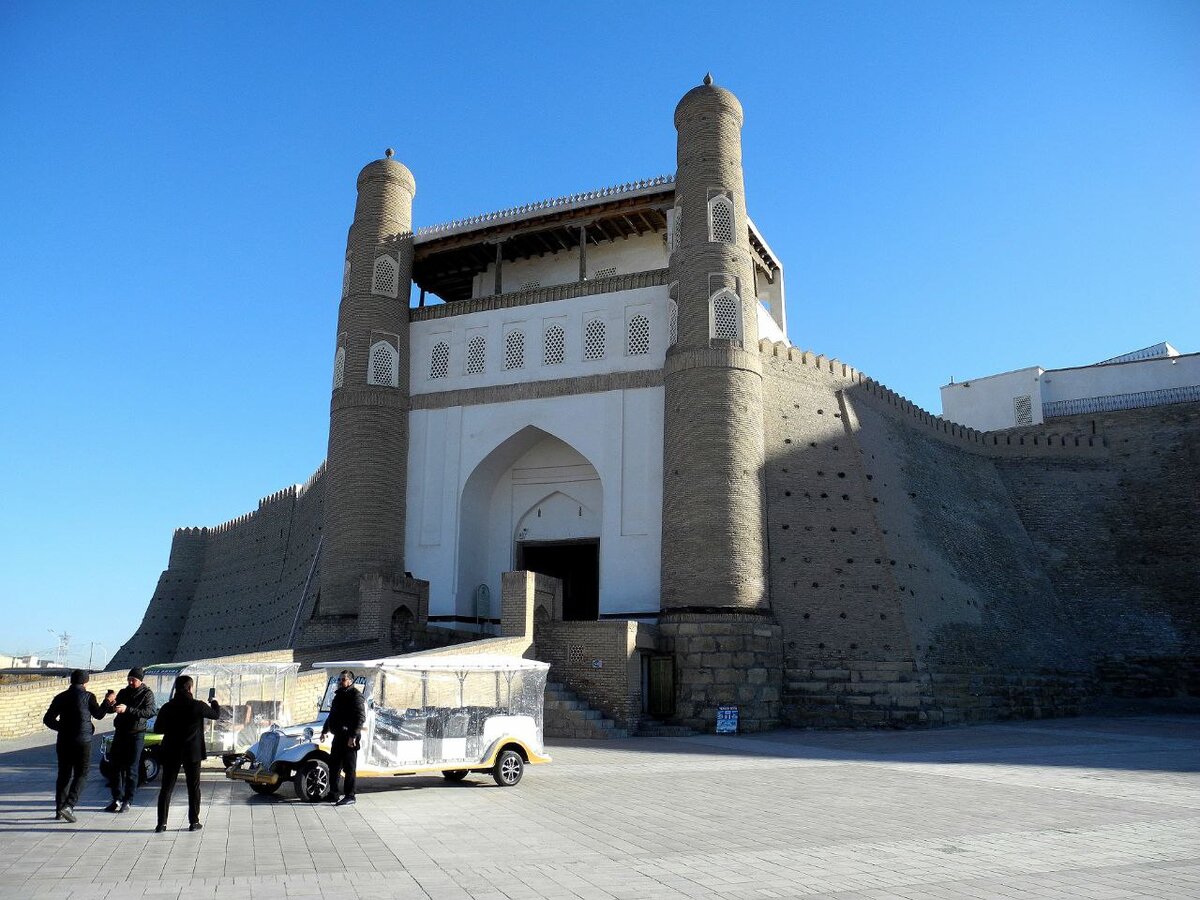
top-left (319, 151), bottom-right (415, 616)
top-left (661, 75), bottom-right (767, 610)
top-left (658, 76), bottom-right (781, 731)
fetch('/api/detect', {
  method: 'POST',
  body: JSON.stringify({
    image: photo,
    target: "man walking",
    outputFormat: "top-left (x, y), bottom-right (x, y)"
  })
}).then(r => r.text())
top-left (320, 669), bottom-right (365, 806)
top-left (153, 674), bottom-right (220, 832)
top-left (42, 669), bottom-right (113, 822)
top-left (104, 666), bottom-right (157, 812)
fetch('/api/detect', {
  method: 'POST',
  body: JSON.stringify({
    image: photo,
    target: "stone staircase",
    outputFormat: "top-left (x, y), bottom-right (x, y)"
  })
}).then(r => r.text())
top-left (543, 680), bottom-right (629, 739)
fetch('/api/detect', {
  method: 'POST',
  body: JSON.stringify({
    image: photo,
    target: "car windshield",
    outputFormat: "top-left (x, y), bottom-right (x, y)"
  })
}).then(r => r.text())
top-left (319, 675), bottom-right (369, 712)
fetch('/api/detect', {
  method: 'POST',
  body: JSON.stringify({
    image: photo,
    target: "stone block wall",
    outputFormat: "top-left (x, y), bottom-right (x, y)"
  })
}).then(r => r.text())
top-left (657, 612), bottom-right (783, 732)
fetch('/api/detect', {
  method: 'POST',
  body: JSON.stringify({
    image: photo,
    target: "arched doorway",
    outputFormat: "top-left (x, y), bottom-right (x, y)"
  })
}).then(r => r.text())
top-left (457, 426), bottom-right (602, 623)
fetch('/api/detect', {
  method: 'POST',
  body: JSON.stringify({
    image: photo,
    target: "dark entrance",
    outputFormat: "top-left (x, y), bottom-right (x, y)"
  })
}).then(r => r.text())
top-left (517, 540), bottom-right (599, 621)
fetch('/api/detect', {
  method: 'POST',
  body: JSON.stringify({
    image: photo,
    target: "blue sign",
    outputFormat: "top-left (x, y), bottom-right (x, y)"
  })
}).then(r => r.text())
top-left (716, 705), bottom-right (739, 734)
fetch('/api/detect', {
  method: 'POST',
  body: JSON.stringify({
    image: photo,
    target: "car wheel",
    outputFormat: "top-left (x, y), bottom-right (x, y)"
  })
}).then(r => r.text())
top-left (294, 759), bottom-right (331, 802)
top-left (249, 779), bottom-right (282, 796)
top-left (491, 749), bottom-right (523, 787)
top-left (442, 769), bottom-right (469, 782)
top-left (140, 754), bottom-right (160, 785)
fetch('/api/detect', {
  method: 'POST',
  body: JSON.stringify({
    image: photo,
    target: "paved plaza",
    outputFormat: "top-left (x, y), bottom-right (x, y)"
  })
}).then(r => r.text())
top-left (0, 715), bottom-right (1198, 899)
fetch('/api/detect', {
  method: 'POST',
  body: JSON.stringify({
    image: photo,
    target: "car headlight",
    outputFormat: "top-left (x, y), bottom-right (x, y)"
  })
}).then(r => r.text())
top-left (303, 727), bottom-right (314, 741)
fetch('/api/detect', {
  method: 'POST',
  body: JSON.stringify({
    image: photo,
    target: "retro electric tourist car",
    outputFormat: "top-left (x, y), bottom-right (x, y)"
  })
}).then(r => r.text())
top-left (99, 660), bottom-right (300, 782)
top-left (226, 654), bottom-right (551, 800)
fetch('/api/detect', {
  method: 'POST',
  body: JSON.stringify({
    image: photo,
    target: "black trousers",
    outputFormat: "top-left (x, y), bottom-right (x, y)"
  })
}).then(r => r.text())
top-left (329, 734), bottom-right (358, 799)
top-left (157, 756), bottom-right (202, 827)
top-left (109, 732), bottom-right (144, 803)
top-left (55, 740), bottom-right (91, 812)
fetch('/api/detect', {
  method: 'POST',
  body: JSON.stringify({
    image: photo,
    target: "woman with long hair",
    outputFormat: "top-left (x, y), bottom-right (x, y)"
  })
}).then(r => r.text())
top-left (153, 674), bottom-right (219, 832)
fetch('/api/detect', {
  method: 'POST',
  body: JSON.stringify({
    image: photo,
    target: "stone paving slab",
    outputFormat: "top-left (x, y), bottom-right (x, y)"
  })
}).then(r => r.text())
top-left (0, 716), bottom-right (1197, 898)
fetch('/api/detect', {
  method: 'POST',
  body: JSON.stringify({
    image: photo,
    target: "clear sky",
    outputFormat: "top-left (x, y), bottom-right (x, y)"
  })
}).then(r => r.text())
top-left (1, 2), bottom-right (1196, 667)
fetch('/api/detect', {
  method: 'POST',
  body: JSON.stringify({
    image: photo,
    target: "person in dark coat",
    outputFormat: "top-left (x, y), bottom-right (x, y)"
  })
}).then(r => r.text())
top-left (153, 674), bottom-right (220, 832)
top-left (42, 669), bottom-right (114, 822)
top-left (320, 669), bottom-right (365, 806)
top-left (103, 666), bottom-right (157, 812)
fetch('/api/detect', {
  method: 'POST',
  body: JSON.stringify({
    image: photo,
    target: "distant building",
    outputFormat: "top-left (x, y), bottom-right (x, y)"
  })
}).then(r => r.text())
top-left (941, 342), bottom-right (1200, 431)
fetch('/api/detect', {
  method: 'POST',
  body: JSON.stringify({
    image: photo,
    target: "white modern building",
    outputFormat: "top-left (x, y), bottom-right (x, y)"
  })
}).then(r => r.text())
top-left (941, 342), bottom-right (1200, 431)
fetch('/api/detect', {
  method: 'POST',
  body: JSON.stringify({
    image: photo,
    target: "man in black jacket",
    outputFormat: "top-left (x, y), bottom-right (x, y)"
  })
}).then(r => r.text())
top-left (104, 666), bottom-right (157, 813)
top-left (320, 669), bottom-right (365, 806)
top-left (153, 674), bottom-right (220, 832)
top-left (43, 669), bottom-right (114, 822)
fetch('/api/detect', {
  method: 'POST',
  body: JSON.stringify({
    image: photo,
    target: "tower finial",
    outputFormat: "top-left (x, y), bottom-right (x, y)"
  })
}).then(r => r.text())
top-left (385, 147), bottom-right (395, 159)
top-left (703, 72), bottom-right (713, 86)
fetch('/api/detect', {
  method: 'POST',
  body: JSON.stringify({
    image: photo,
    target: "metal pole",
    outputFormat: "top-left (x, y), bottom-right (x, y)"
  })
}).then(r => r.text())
top-left (578, 225), bottom-right (587, 281)
top-left (494, 241), bottom-right (503, 295)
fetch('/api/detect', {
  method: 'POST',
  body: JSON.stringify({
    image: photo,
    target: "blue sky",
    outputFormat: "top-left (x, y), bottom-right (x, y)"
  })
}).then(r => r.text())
top-left (1, 2), bottom-right (1196, 666)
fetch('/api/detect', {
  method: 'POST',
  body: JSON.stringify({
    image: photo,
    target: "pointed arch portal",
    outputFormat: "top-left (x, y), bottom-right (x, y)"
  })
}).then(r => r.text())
top-left (457, 426), bottom-right (603, 621)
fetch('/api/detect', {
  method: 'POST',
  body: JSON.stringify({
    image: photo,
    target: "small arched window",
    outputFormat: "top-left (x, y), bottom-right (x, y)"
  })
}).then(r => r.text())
top-left (668, 300), bottom-right (679, 347)
top-left (543, 324), bottom-right (565, 365)
top-left (466, 335), bottom-right (486, 374)
top-left (429, 341), bottom-right (450, 379)
top-left (341, 253), bottom-right (351, 299)
top-left (504, 331), bottom-right (525, 370)
top-left (710, 290), bottom-right (742, 342)
top-left (627, 314), bottom-right (650, 356)
top-left (584, 319), bottom-right (606, 361)
top-left (332, 346), bottom-right (345, 389)
top-left (367, 340), bottom-right (399, 387)
top-left (372, 255), bottom-right (399, 298)
top-left (708, 193), bottom-right (735, 244)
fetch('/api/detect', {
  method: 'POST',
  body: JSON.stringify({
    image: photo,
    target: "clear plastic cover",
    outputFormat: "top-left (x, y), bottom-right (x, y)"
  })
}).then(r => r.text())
top-left (365, 665), bottom-right (546, 769)
top-left (145, 662), bottom-right (299, 754)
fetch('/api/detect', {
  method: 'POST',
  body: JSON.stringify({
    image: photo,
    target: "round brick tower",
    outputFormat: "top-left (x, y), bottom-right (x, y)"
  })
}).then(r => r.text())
top-left (658, 77), bottom-right (781, 731)
top-left (319, 153), bottom-right (415, 616)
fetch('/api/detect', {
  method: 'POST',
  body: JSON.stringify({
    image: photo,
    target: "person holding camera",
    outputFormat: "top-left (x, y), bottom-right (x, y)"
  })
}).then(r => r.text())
top-left (152, 675), bottom-right (220, 832)
top-left (104, 666), bottom-right (157, 812)
top-left (42, 669), bottom-right (113, 822)
top-left (320, 669), bottom-right (365, 806)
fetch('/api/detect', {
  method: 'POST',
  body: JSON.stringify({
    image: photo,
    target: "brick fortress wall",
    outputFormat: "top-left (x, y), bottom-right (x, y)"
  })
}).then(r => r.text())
top-left (110, 465), bottom-right (326, 670)
top-left (761, 341), bottom-right (1199, 725)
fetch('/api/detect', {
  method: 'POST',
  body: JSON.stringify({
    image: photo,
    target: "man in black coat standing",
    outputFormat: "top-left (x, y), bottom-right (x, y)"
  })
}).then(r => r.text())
top-left (104, 666), bottom-right (157, 812)
top-left (320, 669), bottom-right (365, 806)
top-left (42, 669), bottom-right (114, 822)
top-left (153, 674), bottom-right (220, 832)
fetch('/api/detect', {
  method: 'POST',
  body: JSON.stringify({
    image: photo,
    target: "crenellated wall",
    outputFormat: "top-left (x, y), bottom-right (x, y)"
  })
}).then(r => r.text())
top-left (759, 339), bottom-right (1199, 726)
top-left (110, 464), bottom-right (326, 669)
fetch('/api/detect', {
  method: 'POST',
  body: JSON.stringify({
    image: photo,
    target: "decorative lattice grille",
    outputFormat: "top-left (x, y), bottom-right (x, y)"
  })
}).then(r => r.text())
top-left (429, 341), bottom-right (450, 379)
top-left (584, 319), bottom-right (606, 361)
top-left (543, 324), bottom-right (565, 365)
top-left (332, 347), bottom-right (345, 389)
top-left (372, 255), bottom-right (399, 298)
top-left (367, 340), bottom-right (398, 387)
top-left (710, 196), bottom-right (734, 243)
top-left (668, 300), bottom-right (679, 347)
top-left (466, 335), bottom-right (486, 374)
top-left (504, 331), bottom-right (525, 370)
top-left (591, 266), bottom-right (617, 280)
top-left (521, 280), bottom-right (541, 291)
top-left (341, 255), bottom-right (351, 298)
top-left (627, 314), bottom-right (650, 355)
top-left (1013, 395), bottom-right (1033, 426)
top-left (671, 205), bottom-right (682, 253)
top-left (712, 291), bottom-right (740, 341)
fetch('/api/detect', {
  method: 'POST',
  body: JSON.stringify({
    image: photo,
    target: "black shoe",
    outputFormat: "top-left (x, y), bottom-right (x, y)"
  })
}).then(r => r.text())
top-left (327, 794), bottom-right (341, 804)
top-left (54, 810), bottom-right (63, 820)
top-left (117, 802), bottom-right (130, 813)
top-left (189, 822), bottom-right (202, 831)
top-left (60, 806), bottom-right (77, 823)
top-left (154, 825), bottom-right (166, 833)
top-left (103, 801), bottom-right (120, 813)
top-left (335, 796), bottom-right (356, 807)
